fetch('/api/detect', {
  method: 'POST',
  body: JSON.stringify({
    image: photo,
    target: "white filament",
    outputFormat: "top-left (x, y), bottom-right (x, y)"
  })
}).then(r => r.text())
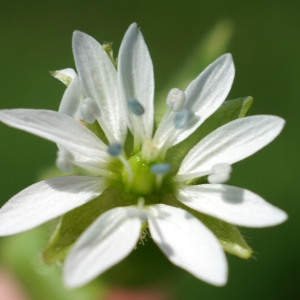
top-left (126, 198), bottom-right (147, 221)
top-left (107, 143), bottom-right (133, 185)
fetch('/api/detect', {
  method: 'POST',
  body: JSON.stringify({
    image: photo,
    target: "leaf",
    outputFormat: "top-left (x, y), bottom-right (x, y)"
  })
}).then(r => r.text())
top-left (166, 96), bottom-right (253, 174)
top-left (162, 193), bottom-right (252, 259)
top-left (43, 187), bottom-right (125, 264)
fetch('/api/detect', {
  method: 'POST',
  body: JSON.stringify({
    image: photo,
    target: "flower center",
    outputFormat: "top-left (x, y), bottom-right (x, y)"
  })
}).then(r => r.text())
top-left (122, 154), bottom-right (156, 196)
top-left (120, 154), bottom-right (172, 206)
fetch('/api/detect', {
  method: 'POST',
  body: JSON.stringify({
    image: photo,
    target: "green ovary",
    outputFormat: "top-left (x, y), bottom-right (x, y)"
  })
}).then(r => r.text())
top-left (122, 154), bottom-right (156, 196)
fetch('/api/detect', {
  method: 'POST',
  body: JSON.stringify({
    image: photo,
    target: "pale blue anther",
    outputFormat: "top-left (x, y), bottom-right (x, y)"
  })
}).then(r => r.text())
top-left (166, 88), bottom-right (186, 112)
top-left (56, 149), bottom-right (74, 173)
top-left (128, 98), bottom-right (145, 116)
top-left (80, 97), bottom-right (101, 124)
top-left (107, 142), bottom-right (122, 157)
top-left (174, 109), bottom-right (189, 129)
top-left (150, 163), bottom-right (170, 175)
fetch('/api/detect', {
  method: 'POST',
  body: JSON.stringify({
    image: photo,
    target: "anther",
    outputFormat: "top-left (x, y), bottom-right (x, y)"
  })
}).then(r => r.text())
top-left (107, 142), bottom-right (122, 157)
top-left (128, 98), bottom-right (145, 116)
top-left (166, 88), bottom-right (186, 112)
top-left (56, 149), bottom-right (74, 173)
top-left (107, 142), bottom-right (133, 184)
top-left (208, 163), bottom-right (232, 184)
top-left (150, 163), bottom-right (170, 175)
top-left (174, 108), bottom-right (190, 129)
top-left (150, 163), bottom-right (170, 190)
top-left (80, 97), bottom-right (101, 124)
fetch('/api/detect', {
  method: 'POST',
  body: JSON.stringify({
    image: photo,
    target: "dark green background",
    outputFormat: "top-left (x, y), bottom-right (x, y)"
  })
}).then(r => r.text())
top-left (0, 1), bottom-right (299, 299)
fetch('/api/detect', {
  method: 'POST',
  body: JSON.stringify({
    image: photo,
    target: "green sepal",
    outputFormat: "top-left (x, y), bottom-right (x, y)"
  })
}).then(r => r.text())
top-left (49, 70), bottom-right (73, 86)
top-left (42, 187), bottom-right (125, 265)
top-left (166, 96), bottom-right (253, 174)
top-left (163, 193), bottom-right (252, 259)
top-left (195, 212), bottom-right (253, 259)
top-left (103, 42), bottom-right (117, 68)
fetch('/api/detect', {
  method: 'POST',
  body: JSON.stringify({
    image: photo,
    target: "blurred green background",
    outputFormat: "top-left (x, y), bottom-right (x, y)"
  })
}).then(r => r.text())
top-left (0, 0), bottom-right (299, 299)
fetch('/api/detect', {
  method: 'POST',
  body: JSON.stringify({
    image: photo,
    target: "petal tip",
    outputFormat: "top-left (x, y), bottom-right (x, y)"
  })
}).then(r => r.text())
top-left (199, 260), bottom-right (228, 287)
top-left (63, 274), bottom-right (82, 290)
top-left (73, 30), bottom-right (83, 38)
top-left (274, 209), bottom-right (288, 225)
top-left (72, 30), bottom-right (92, 45)
top-left (129, 22), bottom-right (138, 30)
top-left (219, 52), bottom-right (233, 63)
top-left (125, 23), bottom-right (139, 39)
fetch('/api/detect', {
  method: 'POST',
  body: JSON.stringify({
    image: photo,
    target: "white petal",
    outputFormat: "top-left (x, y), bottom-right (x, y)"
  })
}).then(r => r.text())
top-left (0, 176), bottom-right (106, 235)
top-left (0, 109), bottom-right (110, 163)
top-left (178, 115), bottom-right (285, 175)
top-left (147, 204), bottom-right (227, 286)
top-left (153, 54), bottom-right (234, 149)
top-left (118, 23), bottom-right (154, 141)
top-left (71, 155), bottom-right (108, 175)
top-left (177, 184), bottom-right (287, 227)
top-left (58, 73), bottom-right (83, 119)
top-left (57, 75), bottom-right (108, 172)
top-left (64, 207), bottom-right (141, 288)
top-left (73, 31), bottom-right (126, 143)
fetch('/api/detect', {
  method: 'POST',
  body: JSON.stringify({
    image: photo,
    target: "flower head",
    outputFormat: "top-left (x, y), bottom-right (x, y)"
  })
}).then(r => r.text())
top-left (0, 23), bottom-right (287, 288)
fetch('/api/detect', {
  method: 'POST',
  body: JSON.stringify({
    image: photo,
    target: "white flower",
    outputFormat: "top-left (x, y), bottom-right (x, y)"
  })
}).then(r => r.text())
top-left (0, 23), bottom-right (287, 288)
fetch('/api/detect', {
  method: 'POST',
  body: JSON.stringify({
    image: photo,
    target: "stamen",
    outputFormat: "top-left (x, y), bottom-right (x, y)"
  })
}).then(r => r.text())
top-left (127, 198), bottom-right (147, 221)
top-left (174, 108), bottom-right (190, 129)
top-left (141, 139), bottom-right (160, 163)
top-left (137, 197), bottom-right (145, 210)
top-left (208, 163), bottom-right (232, 184)
top-left (139, 228), bottom-right (149, 245)
top-left (56, 149), bottom-right (74, 173)
top-left (128, 98), bottom-right (145, 116)
top-left (80, 97), bottom-right (101, 124)
top-left (166, 88), bottom-right (186, 112)
top-left (175, 171), bottom-right (209, 183)
top-left (107, 143), bottom-right (133, 184)
top-left (119, 155), bottom-right (133, 184)
top-left (150, 163), bottom-right (170, 175)
top-left (107, 142), bottom-right (122, 157)
top-left (150, 163), bottom-right (170, 189)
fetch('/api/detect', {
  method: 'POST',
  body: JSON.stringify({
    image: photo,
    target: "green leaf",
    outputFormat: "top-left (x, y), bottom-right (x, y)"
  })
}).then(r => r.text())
top-left (163, 193), bottom-right (252, 259)
top-left (166, 96), bottom-right (253, 174)
top-left (43, 187), bottom-right (124, 264)
top-left (155, 19), bottom-right (235, 119)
